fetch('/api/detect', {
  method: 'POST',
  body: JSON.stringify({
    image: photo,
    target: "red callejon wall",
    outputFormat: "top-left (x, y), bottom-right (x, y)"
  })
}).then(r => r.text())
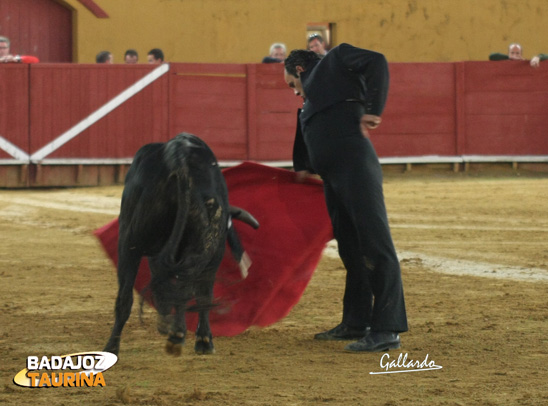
top-left (29, 64), bottom-right (170, 159)
top-left (168, 63), bottom-right (303, 161)
top-left (0, 65), bottom-right (30, 159)
top-left (373, 63), bottom-right (458, 157)
top-left (463, 61), bottom-right (548, 155)
top-left (0, 61), bottom-right (547, 187)
top-left (247, 63), bottom-right (304, 161)
top-left (168, 63), bottom-right (249, 160)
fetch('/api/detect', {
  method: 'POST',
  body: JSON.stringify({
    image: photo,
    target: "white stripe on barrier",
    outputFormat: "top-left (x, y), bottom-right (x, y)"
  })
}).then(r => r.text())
top-left (30, 63), bottom-right (170, 162)
top-left (0, 135), bottom-right (30, 161)
top-left (462, 155), bottom-right (548, 163)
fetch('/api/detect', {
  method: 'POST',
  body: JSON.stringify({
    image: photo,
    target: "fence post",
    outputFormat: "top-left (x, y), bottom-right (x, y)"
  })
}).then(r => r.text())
top-left (246, 64), bottom-right (257, 161)
top-left (454, 62), bottom-right (466, 156)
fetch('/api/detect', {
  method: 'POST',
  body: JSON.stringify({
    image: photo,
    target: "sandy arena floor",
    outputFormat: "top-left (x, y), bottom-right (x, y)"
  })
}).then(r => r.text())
top-left (0, 171), bottom-right (547, 405)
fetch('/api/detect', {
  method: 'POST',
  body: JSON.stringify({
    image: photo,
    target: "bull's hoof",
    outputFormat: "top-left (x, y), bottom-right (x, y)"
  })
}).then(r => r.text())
top-left (168, 331), bottom-right (185, 344)
top-left (104, 338), bottom-right (120, 356)
top-left (157, 314), bottom-right (173, 335)
top-left (165, 340), bottom-right (182, 356)
top-left (195, 336), bottom-right (215, 355)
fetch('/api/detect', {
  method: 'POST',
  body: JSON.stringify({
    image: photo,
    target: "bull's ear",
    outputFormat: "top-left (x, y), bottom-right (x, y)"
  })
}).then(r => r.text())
top-left (229, 206), bottom-right (259, 229)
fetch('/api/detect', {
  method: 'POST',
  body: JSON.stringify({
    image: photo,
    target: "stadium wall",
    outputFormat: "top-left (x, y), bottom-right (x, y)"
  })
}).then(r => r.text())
top-left (58, 0), bottom-right (548, 64)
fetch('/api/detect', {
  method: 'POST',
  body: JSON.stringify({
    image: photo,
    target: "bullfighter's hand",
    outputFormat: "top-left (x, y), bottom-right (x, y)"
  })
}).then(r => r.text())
top-left (361, 114), bottom-right (382, 138)
top-left (295, 170), bottom-right (311, 183)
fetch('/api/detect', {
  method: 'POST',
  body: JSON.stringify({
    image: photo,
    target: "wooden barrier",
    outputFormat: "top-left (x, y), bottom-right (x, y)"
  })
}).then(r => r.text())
top-left (462, 61), bottom-right (548, 155)
top-left (0, 65), bottom-right (30, 160)
top-left (373, 62), bottom-right (459, 157)
top-left (0, 61), bottom-right (547, 187)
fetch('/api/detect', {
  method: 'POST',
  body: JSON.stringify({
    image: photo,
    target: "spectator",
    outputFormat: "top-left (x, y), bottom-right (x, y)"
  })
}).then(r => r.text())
top-left (147, 48), bottom-right (164, 64)
top-left (0, 36), bottom-right (39, 64)
top-left (96, 51), bottom-right (113, 64)
top-left (262, 43), bottom-right (286, 63)
top-left (489, 43), bottom-right (547, 68)
top-left (307, 34), bottom-right (328, 56)
top-left (124, 49), bottom-right (139, 64)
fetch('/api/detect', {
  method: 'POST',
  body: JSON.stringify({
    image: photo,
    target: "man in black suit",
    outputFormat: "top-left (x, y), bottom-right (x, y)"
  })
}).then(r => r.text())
top-left (284, 43), bottom-right (408, 352)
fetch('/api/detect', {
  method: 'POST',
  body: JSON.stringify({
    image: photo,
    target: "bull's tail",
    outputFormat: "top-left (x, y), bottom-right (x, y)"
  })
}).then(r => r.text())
top-left (156, 141), bottom-right (192, 272)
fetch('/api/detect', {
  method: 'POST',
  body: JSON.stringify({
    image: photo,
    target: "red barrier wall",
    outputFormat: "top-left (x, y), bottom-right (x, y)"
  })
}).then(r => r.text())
top-left (29, 64), bottom-right (170, 159)
top-left (462, 61), bottom-right (548, 155)
top-left (0, 65), bottom-right (30, 159)
top-left (169, 63), bottom-right (249, 160)
top-left (0, 61), bottom-right (547, 186)
top-left (168, 63), bottom-right (303, 161)
top-left (247, 63), bottom-right (303, 160)
top-left (374, 63), bottom-right (459, 157)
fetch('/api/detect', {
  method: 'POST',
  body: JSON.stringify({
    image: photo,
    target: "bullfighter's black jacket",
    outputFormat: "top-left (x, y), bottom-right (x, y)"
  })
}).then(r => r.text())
top-left (293, 43), bottom-right (389, 172)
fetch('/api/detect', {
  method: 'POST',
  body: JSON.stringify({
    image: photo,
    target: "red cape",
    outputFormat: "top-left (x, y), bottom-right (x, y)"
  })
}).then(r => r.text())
top-left (94, 161), bottom-right (333, 336)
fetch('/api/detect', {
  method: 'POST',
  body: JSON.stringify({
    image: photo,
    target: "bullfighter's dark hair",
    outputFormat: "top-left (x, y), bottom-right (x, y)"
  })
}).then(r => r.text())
top-left (284, 49), bottom-right (321, 77)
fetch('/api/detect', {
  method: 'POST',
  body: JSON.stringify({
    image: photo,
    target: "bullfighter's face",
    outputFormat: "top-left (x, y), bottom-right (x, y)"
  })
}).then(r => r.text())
top-left (284, 67), bottom-right (306, 99)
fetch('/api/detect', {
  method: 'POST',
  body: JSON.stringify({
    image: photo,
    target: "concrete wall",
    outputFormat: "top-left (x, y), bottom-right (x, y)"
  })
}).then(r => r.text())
top-left (65, 0), bottom-right (548, 64)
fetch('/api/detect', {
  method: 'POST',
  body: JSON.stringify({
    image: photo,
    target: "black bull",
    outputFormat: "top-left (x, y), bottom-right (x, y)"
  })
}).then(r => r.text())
top-left (104, 133), bottom-right (259, 356)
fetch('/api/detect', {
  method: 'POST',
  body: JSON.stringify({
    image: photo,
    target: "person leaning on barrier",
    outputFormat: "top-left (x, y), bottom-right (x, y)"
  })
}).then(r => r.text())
top-left (96, 50), bottom-right (113, 64)
top-left (283, 43), bottom-right (408, 352)
top-left (0, 36), bottom-right (39, 64)
top-left (147, 48), bottom-right (164, 64)
top-left (262, 43), bottom-right (287, 63)
top-left (307, 34), bottom-right (328, 56)
top-left (489, 43), bottom-right (548, 68)
top-left (124, 49), bottom-right (139, 64)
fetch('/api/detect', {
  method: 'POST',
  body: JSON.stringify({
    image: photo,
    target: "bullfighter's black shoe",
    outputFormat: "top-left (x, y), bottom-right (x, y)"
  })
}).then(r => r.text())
top-left (314, 323), bottom-right (369, 341)
top-left (344, 331), bottom-right (401, 352)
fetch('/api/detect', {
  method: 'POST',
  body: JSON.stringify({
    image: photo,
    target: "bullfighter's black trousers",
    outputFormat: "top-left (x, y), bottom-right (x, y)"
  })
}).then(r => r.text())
top-left (301, 101), bottom-right (408, 333)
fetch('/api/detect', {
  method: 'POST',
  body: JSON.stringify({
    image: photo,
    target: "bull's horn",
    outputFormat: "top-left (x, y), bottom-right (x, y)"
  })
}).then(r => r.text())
top-left (229, 206), bottom-right (260, 229)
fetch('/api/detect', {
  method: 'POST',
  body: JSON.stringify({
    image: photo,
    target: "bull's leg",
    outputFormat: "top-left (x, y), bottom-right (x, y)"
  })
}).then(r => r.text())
top-left (104, 250), bottom-right (142, 355)
top-left (165, 301), bottom-right (187, 356)
top-left (194, 277), bottom-right (216, 355)
top-left (154, 288), bottom-right (174, 337)
top-left (148, 258), bottom-right (175, 336)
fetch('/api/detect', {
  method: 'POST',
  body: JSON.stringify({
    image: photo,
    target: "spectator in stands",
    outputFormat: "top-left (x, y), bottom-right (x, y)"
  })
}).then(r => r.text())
top-left (0, 36), bottom-right (39, 64)
top-left (124, 49), bottom-right (139, 64)
top-left (489, 43), bottom-right (547, 68)
top-left (147, 48), bottom-right (164, 64)
top-left (307, 34), bottom-right (328, 56)
top-left (96, 51), bottom-right (113, 64)
top-left (262, 43), bottom-right (287, 63)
